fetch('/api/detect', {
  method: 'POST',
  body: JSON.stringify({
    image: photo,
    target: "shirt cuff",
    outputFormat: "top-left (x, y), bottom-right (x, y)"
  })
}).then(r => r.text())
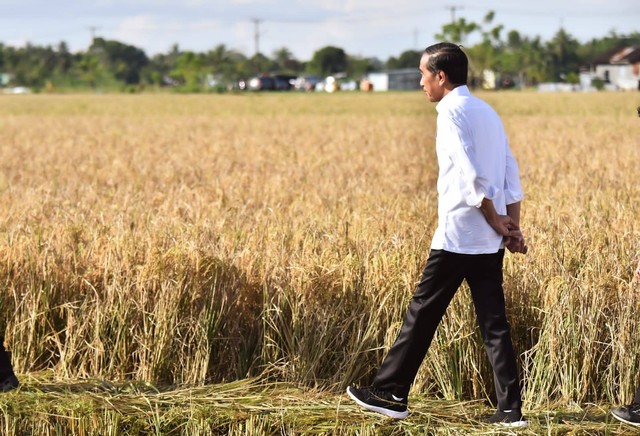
top-left (468, 192), bottom-right (485, 208)
top-left (505, 190), bottom-right (524, 204)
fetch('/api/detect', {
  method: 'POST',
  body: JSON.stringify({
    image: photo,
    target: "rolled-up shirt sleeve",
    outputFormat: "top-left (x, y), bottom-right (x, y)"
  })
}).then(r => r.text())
top-left (439, 115), bottom-right (497, 208)
top-left (504, 140), bottom-right (524, 204)
top-left (431, 85), bottom-right (520, 254)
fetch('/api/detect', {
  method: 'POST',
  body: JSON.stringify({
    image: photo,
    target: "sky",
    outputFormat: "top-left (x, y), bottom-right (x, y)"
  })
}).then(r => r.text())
top-left (1, 0), bottom-right (639, 62)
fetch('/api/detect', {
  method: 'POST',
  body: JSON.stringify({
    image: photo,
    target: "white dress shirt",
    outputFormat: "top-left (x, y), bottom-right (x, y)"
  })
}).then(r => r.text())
top-left (430, 85), bottom-right (524, 254)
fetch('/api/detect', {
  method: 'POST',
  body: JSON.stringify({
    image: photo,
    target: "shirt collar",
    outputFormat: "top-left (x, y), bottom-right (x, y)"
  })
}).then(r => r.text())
top-left (436, 85), bottom-right (470, 112)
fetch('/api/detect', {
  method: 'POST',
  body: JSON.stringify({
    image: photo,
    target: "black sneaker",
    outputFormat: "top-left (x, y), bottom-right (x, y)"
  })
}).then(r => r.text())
top-left (0, 373), bottom-right (19, 393)
top-left (611, 403), bottom-right (640, 426)
top-left (346, 386), bottom-right (408, 419)
top-left (484, 409), bottom-right (528, 427)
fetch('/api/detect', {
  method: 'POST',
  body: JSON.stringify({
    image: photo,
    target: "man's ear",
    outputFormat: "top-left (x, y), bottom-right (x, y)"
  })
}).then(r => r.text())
top-left (437, 70), bottom-right (447, 85)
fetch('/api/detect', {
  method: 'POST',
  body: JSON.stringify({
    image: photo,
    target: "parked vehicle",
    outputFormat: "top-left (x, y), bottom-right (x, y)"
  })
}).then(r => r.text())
top-left (248, 75), bottom-right (275, 91)
top-left (294, 75), bottom-right (323, 92)
top-left (274, 74), bottom-right (297, 91)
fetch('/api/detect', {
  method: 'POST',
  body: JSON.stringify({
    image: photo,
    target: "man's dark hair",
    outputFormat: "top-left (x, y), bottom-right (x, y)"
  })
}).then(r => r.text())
top-left (423, 43), bottom-right (468, 85)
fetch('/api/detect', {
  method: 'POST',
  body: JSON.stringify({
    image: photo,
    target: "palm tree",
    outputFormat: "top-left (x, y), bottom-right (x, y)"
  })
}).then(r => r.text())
top-left (547, 28), bottom-right (580, 81)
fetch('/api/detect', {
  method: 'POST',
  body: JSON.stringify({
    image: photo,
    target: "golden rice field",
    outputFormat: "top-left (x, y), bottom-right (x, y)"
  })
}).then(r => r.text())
top-left (0, 90), bottom-right (639, 434)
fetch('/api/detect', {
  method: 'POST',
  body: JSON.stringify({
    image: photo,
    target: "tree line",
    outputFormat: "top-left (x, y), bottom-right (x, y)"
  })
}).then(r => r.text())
top-left (1, 13), bottom-right (638, 92)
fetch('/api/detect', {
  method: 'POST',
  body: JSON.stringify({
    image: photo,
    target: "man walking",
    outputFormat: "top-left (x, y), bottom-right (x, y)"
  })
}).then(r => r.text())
top-left (346, 42), bottom-right (528, 427)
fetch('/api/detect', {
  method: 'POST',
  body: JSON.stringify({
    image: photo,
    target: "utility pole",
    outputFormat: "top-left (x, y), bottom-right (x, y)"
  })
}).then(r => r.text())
top-left (87, 26), bottom-right (100, 43)
top-left (444, 5), bottom-right (463, 24)
top-left (251, 18), bottom-right (262, 74)
top-left (251, 18), bottom-right (262, 57)
top-left (87, 25), bottom-right (101, 52)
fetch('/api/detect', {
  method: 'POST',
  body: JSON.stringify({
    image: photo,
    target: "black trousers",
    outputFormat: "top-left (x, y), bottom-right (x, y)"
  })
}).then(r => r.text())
top-left (373, 249), bottom-right (522, 410)
top-left (0, 337), bottom-right (13, 378)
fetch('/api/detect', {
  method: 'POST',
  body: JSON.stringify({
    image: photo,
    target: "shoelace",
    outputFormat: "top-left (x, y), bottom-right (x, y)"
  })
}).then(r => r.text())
top-left (368, 387), bottom-right (401, 403)
top-left (631, 403), bottom-right (640, 414)
top-left (368, 387), bottom-right (387, 398)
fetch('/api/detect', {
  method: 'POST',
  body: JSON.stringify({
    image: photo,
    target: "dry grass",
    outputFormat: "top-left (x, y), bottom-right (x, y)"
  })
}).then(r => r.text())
top-left (0, 371), bottom-right (632, 435)
top-left (0, 91), bottom-right (639, 433)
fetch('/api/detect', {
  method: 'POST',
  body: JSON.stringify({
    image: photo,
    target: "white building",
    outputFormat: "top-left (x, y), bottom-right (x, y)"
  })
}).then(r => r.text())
top-left (593, 46), bottom-right (640, 91)
top-left (365, 68), bottom-right (421, 91)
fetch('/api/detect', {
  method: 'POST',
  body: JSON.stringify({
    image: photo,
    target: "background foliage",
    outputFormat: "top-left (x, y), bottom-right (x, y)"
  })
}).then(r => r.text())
top-left (1, 13), bottom-right (639, 91)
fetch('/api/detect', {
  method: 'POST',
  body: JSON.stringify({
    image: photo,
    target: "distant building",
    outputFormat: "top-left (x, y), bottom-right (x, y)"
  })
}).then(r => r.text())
top-left (536, 83), bottom-right (581, 93)
top-left (0, 73), bottom-right (13, 87)
top-left (537, 46), bottom-right (640, 92)
top-left (482, 70), bottom-right (497, 90)
top-left (365, 68), bottom-right (421, 91)
top-left (591, 46), bottom-right (640, 91)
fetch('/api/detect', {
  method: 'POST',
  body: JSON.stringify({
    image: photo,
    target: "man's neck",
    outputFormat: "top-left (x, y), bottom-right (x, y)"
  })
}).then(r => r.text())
top-left (442, 83), bottom-right (464, 98)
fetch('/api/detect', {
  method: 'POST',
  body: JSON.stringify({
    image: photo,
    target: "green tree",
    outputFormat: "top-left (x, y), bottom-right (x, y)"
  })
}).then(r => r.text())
top-left (251, 53), bottom-right (274, 75)
top-left (144, 44), bottom-right (181, 86)
top-left (3, 43), bottom-right (74, 89)
top-left (546, 28), bottom-right (580, 81)
top-left (272, 47), bottom-right (302, 74)
top-left (171, 51), bottom-right (207, 90)
top-left (435, 17), bottom-right (480, 45)
top-left (307, 46), bottom-right (347, 75)
top-left (456, 12), bottom-right (502, 87)
top-left (347, 55), bottom-right (381, 78)
top-left (226, 51), bottom-right (253, 82)
top-left (500, 32), bottom-right (547, 87)
top-left (201, 44), bottom-right (256, 86)
top-left (73, 53), bottom-right (114, 89)
top-left (386, 50), bottom-right (421, 70)
top-left (90, 37), bottom-right (149, 84)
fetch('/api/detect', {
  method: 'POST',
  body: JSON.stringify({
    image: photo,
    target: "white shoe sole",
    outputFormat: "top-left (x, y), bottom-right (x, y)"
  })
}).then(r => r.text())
top-left (612, 411), bottom-right (640, 426)
top-left (495, 420), bottom-right (529, 428)
top-left (346, 387), bottom-right (408, 419)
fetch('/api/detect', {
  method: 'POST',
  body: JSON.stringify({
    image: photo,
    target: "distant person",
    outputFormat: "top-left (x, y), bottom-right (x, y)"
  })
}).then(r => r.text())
top-left (610, 259), bottom-right (640, 427)
top-left (0, 335), bottom-right (18, 392)
top-left (345, 42), bottom-right (529, 427)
